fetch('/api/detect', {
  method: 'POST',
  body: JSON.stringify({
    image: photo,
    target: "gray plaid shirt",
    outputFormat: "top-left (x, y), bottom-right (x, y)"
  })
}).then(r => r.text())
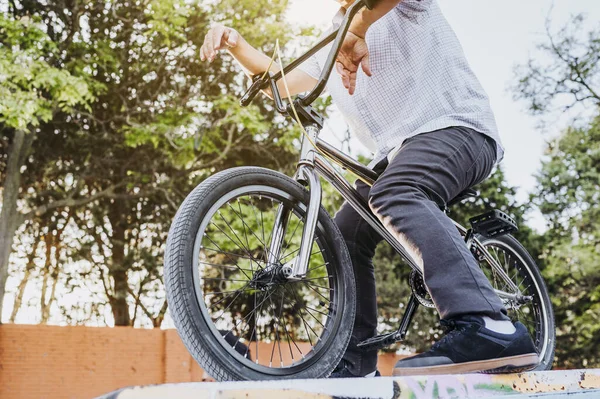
top-left (299, 0), bottom-right (504, 168)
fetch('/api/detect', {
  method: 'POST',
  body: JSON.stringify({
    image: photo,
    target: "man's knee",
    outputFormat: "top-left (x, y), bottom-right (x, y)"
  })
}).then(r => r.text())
top-left (367, 179), bottom-right (416, 215)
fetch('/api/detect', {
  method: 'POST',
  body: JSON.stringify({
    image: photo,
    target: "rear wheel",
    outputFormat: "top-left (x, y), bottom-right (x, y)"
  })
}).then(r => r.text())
top-left (164, 167), bottom-right (356, 380)
top-left (476, 234), bottom-right (556, 370)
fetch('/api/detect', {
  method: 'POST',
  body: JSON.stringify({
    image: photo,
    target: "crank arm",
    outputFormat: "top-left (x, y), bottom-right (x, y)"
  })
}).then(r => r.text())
top-left (357, 295), bottom-right (420, 352)
top-left (357, 331), bottom-right (405, 352)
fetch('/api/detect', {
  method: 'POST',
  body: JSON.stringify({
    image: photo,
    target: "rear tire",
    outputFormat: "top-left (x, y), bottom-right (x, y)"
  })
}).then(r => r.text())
top-left (164, 167), bottom-right (356, 380)
top-left (477, 234), bottom-right (556, 371)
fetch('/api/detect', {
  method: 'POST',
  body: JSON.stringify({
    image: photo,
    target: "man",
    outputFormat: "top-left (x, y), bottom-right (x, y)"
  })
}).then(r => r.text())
top-left (200, 0), bottom-right (539, 377)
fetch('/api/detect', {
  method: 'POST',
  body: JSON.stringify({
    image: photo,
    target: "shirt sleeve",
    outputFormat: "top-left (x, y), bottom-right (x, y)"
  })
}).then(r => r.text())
top-left (297, 54), bottom-right (322, 81)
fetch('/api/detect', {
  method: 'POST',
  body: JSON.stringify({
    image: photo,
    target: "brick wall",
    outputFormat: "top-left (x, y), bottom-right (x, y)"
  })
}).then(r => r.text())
top-left (0, 324), bottom-right (405, 399)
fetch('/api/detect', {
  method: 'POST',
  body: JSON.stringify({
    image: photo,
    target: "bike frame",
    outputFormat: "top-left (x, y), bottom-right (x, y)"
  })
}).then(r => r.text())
top-left (245, 0), bottom-right (520, 301)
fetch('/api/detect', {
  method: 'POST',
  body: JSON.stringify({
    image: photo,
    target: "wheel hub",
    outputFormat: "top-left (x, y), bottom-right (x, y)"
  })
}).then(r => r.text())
top-left (249, 264), bottom-right (289, 290)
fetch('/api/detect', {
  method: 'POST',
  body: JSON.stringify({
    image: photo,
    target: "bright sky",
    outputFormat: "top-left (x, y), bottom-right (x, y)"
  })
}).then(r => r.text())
top-left (286, 0), bottom-right (600, 231)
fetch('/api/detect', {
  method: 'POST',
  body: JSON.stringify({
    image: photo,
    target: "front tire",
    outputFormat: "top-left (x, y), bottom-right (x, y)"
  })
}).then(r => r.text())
top-left (164, 167), bottom-right (356, 380)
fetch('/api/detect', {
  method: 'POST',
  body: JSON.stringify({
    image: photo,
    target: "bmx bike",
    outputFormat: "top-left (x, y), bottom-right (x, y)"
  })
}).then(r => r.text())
top-left (164, 0), bottom-right (555, 380)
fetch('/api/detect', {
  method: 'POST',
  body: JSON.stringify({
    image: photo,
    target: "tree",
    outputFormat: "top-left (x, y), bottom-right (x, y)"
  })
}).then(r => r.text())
top-left (2, 0), bottom-right (319, 326)
top-left (533, 117), bottom-right (600, 368)
top-left (512, 14), bottom-right (600, 367)
top-left (0, 13), bottom-right (94, 319)
top-left (512, 14), bottom-right (600, 123)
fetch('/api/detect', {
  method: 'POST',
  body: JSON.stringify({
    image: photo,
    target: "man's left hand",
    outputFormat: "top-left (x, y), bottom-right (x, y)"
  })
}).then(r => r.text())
top-left (336, 31), bottom-right (372, 95)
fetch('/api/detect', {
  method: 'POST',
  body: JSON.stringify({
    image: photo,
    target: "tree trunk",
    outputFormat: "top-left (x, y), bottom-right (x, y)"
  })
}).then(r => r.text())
top-left (39, 234), bottom-right (52, 323)
top-left (108, 201), bottom-right (130, 326)
top-left (0, 130), bottom-right (33, 323)
top-left (40, 222), bottom-right (64, 323)
top-left (9, 233), bottom-right (40, 322)
top-left (110, 268), bottom-right (130, 325)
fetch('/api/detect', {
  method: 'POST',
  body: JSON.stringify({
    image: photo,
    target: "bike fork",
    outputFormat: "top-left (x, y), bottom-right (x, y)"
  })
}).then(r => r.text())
top-left (268, 124), bottom-right (323, 279)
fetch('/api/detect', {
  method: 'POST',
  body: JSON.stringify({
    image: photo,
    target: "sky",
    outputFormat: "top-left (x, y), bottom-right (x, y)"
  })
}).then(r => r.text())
top-left (286, 0), bottom-right (600, 231)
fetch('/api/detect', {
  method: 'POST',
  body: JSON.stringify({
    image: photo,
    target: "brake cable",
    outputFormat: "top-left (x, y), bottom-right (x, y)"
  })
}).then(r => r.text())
top-left (268, 39), bottom-right (372, 186)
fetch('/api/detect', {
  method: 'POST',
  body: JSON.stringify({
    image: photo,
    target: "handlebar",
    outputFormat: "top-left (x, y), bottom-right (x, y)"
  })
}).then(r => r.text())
top-left (240, 0), bottom-right (367, 111)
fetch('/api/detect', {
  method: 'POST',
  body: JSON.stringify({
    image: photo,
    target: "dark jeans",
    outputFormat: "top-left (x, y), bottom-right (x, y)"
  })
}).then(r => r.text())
top-left (333, 126), bottom-right (508, 376)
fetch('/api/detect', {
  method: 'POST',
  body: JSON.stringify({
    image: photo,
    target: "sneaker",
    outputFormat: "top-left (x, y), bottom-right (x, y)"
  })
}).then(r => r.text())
top-left (393, 316), bottom-right (539, 376)
top-left (329, 359), bottom-right (381, 378)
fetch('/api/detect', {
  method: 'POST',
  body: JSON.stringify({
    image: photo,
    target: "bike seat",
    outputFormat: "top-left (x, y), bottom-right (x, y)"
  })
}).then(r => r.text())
top-left (447, 188), bottom-right (479, 208)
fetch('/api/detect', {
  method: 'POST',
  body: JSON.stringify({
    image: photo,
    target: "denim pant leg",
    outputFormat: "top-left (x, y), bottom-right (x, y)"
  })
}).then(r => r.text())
top-left (368, 127), bottom-right (508, 321)
top-left (333, 164), bottom-right (386, 376)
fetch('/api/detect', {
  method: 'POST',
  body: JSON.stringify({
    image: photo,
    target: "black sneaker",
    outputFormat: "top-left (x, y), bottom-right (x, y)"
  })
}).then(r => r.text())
top-left (393, 316), bottom-right (539, 376)
top-left (329, 360), bottom-right (381, 378)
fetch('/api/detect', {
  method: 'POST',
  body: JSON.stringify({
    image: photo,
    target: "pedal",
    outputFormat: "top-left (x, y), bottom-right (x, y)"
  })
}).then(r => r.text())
top-left (357, 331), bottom-right (404, 352)
top-left (469, 210), bottom-right (518, 238)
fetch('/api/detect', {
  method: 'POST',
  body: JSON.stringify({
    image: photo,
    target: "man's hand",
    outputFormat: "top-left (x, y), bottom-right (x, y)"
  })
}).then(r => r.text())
top-left (200, 23), bottom-right (240, 63)
top-left (336, 31), bottom-right (372, 95)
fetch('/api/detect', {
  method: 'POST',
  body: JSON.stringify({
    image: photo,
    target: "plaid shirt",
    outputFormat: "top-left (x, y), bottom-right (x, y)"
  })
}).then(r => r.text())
top-left (299, 0), bottom-right (504, 168)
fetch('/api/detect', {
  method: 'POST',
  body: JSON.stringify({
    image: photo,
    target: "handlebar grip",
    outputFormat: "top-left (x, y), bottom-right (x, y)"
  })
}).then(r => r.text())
top-left (240, 74), bottom-right (266, 107)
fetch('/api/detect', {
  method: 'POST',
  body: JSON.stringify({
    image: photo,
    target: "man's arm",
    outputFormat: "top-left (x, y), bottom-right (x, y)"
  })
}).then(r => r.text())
top-left (336, 0), bottom-right (403, 95)
top-left (200, 24), bottom-right (317, 98)
top-left (350, 0), bottom-right (403, 38)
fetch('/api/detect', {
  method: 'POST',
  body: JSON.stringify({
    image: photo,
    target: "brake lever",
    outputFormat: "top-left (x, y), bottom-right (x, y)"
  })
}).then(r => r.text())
top-left (240, 73), bottom-right (267, 107)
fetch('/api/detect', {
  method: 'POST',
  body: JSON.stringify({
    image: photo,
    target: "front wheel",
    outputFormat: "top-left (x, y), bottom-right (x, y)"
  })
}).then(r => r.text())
top-left (476, 234), bottom-right (556, 371)
top-left (164, 167), bottom-right (356, 380)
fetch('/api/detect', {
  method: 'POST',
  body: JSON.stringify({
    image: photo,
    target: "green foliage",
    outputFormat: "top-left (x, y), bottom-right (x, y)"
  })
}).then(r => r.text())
top-left (534, 116), bottom-right (600, 368)
top-left (0, 15), bottom-right (93, 129)
top-left (2, 0), bottom-right (315, 327)
top-left (512, 15), bottom-right (600, 368)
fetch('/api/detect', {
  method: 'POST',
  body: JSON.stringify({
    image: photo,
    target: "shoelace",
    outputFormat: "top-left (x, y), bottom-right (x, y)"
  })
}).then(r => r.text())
top-left (431, 319), bottom-right (471, 350)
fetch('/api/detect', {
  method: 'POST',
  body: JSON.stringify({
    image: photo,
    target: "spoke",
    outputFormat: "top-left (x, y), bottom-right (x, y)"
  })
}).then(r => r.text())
top-left (233, 200), bottom-right (252, 271)
top-left (285, 284), bottom-right (319, 346)
top-left (302, 282), bottom-right (333, 292)
top-left (302, 282), bottom-right (331, 303)
top-left (276, 289), bottom-right (298, 362)
top-left (215, 211), bottom-right (256, 260)
top-left (307, 262), bottom-right (329, 274)
top-left (222, 288), bottom-right (277, 341)
top-left (280, 300), bottom-right (303, 361)
top-left (230, 290), bottom-right (267, 361)
top-left (302, 305), bottom-right (327, 329)
top-left (248, 195), bottom-right (268, 266)
top-left (298, 276), bottom-right (332, 283)
top-left (305, 304), bottom-right (329, 317)
top-left (202, 235), bottom-right (253, 280)
top-left (267, 291), bottom-right (285, 367)
top-left (280, 216), bottom-right (302, 259)
top-left (208, 286), bottom-right (249, 311)
top-left (206, 287), bottom-right (255, 296)
top-left (229, 201), bottom-right (277, 265)
top-left (212, 283), bottom-right (250, 322)
top-left (279, 246), bottom-right (325, 264)
top-left (202, 277), bottom-right (251, 282)
top-left (202, 246), bottom-right (258, 262)
top-left (199, 260), bottom-right (253, 274)
top-left (248, 291), bottom-right (258, 362)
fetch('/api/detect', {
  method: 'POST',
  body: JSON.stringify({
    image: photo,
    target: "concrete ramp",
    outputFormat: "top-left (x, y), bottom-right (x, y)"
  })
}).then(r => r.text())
top-left (98, 369), bottom-right (600, 399)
